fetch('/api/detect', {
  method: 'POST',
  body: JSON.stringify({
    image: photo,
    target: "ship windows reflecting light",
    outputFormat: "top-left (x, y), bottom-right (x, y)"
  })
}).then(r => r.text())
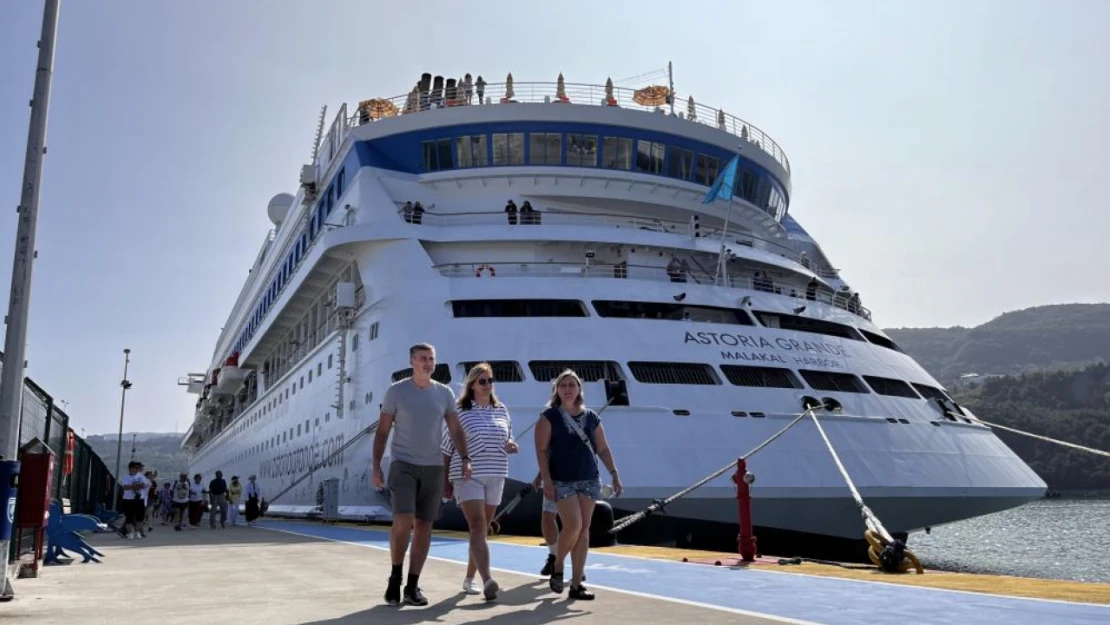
top-left (602, 137), bottom-right (633, 170)
top-left (566, 134), bottom-right (598, 167)
top-left (635, 140), bottom-right (665, 174)
top-left (528, 360), bottom-right (624, 383)
top-left (593, 300), bottom-right (754, 325)
top-left (492, 133), bottom-right (525, 165)
top-left (451, 299), bottom-right (588, 318)
top-left (863, 376), bottom-right (920, 398)
top-left (529, 133), bottom-right (562, 165)
top-left (721, 365), bottom-right (802, 389)
top-left (628, 362), bottom-right (720, 385)
top-left (391, 364), bottom-right (452, 384)
top-left (798, 370), bottom-right (869, 394)
top-left (459, 361), bottom-right (524, 382)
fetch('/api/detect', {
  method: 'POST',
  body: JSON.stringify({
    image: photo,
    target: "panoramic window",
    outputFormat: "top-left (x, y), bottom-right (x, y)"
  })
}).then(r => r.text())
top-left (667, 147), bottom-right (694, 180)
top-left (391, 364), bottom-right (452, 384)
top-left (628, 362), bottom-right (720, 385)
top-left (860, 329), bottom-right (902, 352)
top-left (863, 375), bottom-right (920, 398)
top-left (592, 300), bottom-right (753, 325)
top-left (459, 361), bottom-right (525, 382)
top-left (492, 132), bottom-right (525, 165)
top-left (754, 311), bottom-right (863, 341)
top-left (452, 299), bottom-right (588, 317)
top-left (528, 360), bottom-right (624, 382)
top-left (738, 168), bottom-right (760, 203)
top-left (456, 135), bottom-right (489, 168)
top-left (602, 136), bottom-right (633, 170)
top-left (798, 370), bottom-right (869, 393)
top-left (695, 154), bottom-right (719, 185)
top-left (635, 140), bottom-right (665, 174)
top-left (566, 134), bottom-right (598, 167)
top-left (529, 133), bottom-right (562, 165)
top-left (721, 365), bottom-right (802, 388)
top-left (422, 138), bottom-right (453, 171)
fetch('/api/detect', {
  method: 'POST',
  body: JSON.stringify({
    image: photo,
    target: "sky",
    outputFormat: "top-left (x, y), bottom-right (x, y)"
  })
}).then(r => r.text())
top-left (0, 0), bottom-right (1107, 437)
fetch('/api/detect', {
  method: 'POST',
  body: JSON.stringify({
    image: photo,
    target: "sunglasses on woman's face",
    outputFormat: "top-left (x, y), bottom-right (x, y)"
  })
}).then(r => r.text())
top-left (476, 377), bottom-right (494, 386)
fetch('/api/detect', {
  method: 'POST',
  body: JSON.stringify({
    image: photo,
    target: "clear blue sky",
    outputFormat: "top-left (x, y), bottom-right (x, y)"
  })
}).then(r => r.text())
top-left (1, 0), bottom-right (1107, 436)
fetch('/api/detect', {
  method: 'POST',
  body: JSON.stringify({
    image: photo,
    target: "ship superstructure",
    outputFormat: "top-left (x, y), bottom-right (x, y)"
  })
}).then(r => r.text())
top-left (179, 72), bottom-right (1045, 548)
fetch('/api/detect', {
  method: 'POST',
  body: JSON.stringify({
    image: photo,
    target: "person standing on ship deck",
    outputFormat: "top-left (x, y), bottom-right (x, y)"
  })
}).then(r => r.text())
top-left (373, 343), bottom-right (472, 607)
top-left (535, 369), bottom-right (623, 600)
top-left (442, 362), bottom-right (517, 601)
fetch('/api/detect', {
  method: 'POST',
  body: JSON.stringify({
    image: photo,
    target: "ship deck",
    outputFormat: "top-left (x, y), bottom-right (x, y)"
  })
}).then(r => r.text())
top-left (13, 520), bottom-right (1109, 624)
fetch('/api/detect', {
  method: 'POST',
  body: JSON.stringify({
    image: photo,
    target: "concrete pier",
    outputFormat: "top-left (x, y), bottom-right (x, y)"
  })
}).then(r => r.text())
top-left (8, 524), bottom-right (783, 625)
top-left (9, 520), bottom-right (1110, 625)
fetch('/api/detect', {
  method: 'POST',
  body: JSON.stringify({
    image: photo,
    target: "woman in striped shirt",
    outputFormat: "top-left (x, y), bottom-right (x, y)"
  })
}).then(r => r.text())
top-left (442, 362), bottom-right (518, 600)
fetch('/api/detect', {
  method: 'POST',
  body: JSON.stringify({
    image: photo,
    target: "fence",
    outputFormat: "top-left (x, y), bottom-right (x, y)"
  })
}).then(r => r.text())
top-left (2, 356), bottom-right (115, 562)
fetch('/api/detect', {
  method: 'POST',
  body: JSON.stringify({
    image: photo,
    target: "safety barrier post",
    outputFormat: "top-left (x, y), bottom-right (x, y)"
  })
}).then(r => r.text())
top-left (733, 457), bottom-right (756, 562)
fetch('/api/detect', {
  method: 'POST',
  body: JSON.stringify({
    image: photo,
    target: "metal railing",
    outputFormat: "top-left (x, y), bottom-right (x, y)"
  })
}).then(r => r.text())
top-left (398, 206), bottom-right (838, 279)
top-left (435, 260), bottom-right (870, 320)
top-left (350, 80), bottom-right (790, 174)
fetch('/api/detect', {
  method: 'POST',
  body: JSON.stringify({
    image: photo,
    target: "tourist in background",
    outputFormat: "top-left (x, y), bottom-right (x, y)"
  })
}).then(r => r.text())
top-left (188, 473), bottom-right (205, 527)
top-left (442, 362), bottom-right (516, 600)
top-left (244, 475), bottom-right (262, 526)
top-left (534, 369), bottom-right (623, 600)
top-left (120, 461), bottom-right (150, 540)
top-left (208, 470), bottom-right (229, 529)
top-left (228, 475), bottom-right (243, 526)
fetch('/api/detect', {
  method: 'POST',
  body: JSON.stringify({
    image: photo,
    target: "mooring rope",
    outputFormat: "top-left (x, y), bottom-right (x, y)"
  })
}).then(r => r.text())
top-left (608, 407), bottom-right (815, 534)
top-left (808, 412), bottom-right (923, 574)
top-left (970, 417), bottom-right (1110, 458)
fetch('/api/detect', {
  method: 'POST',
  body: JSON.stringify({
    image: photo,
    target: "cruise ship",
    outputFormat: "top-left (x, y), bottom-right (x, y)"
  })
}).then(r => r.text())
top-left (179, 70), bottom-right (1046, 555)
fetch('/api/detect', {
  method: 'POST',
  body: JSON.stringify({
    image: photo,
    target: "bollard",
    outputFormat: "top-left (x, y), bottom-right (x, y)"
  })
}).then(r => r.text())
top-left (733, 458), bottom-right (756, 562)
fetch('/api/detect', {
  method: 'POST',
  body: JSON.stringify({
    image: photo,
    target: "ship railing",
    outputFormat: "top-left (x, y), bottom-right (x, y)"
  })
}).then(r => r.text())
top-left (399, 206), bottom-right (689, 234)
top-left (435, 260), bottom-right (871, 320)
top-left (394, 204), bottom-right (838, 279)
top-left (348, 80), bottom-right (790, 174)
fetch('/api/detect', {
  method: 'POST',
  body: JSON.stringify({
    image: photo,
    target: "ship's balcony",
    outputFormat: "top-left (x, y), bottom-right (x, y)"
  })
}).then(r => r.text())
top-left (398, 206), bottom-right (839, 280)
top-left (346, 80), bottom-right (790, 175)
top-left (434, 260), bottom-right (871, 321)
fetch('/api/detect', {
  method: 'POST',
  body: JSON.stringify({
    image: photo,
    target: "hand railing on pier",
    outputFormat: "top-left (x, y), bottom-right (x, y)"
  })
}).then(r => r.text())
top-left (349, 80), bottom-right (790, 174)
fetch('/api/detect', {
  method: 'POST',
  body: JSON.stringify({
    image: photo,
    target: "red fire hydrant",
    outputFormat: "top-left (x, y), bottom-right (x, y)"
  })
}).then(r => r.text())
top-left (733, 458), bottom-right (757, 562)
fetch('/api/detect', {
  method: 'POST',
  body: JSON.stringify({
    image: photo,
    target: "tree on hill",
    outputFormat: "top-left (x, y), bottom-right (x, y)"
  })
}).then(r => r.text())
top-left (85, 433), bottom-right (190, 479)
top-left (953, 362), bottom-right (1110, 490)
top-left (886, 303), bottom-right (1110, 385)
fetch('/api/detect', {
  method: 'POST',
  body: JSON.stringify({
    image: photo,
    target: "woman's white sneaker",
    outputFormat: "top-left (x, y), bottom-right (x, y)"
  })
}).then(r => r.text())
top-left (462, 578), bottom-right (480, 595)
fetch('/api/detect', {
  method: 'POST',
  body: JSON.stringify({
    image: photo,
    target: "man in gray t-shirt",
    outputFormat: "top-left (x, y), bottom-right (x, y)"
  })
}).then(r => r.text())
top-left (373, 343), bottom-right (470, 607)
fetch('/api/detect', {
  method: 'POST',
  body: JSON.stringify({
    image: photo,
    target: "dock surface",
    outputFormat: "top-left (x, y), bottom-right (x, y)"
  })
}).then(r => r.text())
top-left (11, 520), bottom-right (1110, 624)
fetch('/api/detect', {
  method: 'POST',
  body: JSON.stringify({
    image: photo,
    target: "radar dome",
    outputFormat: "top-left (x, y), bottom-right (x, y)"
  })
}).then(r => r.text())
top-left (267, 193), bottom-right (295, 226)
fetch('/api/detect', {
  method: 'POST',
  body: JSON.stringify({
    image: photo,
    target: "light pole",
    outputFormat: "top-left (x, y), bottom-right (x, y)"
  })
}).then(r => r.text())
top-left (111, 348), bottom-right (132, 509)
top-left (0, 0), bottom-right (62, 602)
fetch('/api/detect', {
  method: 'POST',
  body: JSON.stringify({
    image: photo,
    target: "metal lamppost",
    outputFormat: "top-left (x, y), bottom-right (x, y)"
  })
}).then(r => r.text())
top-left (111, 349), bottom-right (132, 509)
top-left (0, 0), bottom-right (62, 602)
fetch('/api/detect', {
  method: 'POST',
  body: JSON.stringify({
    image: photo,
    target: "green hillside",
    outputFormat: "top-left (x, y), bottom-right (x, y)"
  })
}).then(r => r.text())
top-left (86, 432), bottom-right (190, 481)
top-left (886, 303), bottom-right (1110, 385)
top-left (953, 363), bottom-right (1110, 491)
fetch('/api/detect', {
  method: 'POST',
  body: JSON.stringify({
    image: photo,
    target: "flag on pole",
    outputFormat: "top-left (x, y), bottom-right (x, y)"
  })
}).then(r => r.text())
top-left (702, 154), bottom-right (740, 204)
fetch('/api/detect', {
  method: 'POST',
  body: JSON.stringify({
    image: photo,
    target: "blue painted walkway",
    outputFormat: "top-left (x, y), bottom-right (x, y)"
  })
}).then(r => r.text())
top-left (261, 521), bottom-right (1109, 625)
